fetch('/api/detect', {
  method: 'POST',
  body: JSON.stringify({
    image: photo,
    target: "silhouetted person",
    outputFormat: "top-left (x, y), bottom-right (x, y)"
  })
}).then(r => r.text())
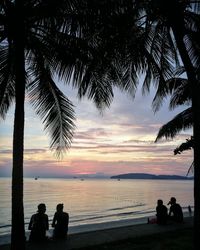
top-left (52, 203), bottom-right (69, 239)
top-left (188, 205), bottom-right (192, 216)
top-left (28, 203), bottom-right (49, 242)
top-left (168, 197), bottom-right (183, 223)
top-left (156, 199), bottom-right (168, 225)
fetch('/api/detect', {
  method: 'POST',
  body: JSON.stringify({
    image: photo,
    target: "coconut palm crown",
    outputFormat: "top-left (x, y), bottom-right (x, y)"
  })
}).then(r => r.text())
top-left (1, 1), bottom-right (167, 249)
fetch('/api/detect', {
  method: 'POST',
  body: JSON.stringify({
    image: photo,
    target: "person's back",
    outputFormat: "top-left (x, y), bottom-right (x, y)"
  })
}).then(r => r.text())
top-left (28, 203), bottom-right (49, 242)
top-left (170, 203), bottom-right (183, 222)
top-left (156, 199), bottom-right (168, 225)
top-left (168, 197), bottom-right (183, 223)
top-left (52, 203), bottom-right (69, 239)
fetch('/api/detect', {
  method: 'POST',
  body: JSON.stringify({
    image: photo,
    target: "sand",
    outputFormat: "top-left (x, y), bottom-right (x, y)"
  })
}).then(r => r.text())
top-left (0, 216), bottom-right (193, 250)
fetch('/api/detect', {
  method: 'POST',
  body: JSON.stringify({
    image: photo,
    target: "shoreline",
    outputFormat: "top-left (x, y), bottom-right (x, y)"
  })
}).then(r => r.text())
top-left (0, 215), bottom-right (149, 246)
top-left (0, 215), bottom-right (193, 248)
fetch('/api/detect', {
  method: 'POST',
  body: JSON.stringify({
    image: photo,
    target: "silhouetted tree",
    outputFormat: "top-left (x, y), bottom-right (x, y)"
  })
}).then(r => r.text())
top-left (154, 70), bottom-right (192, 142)
top-left (136, 1), bottom-right (200, 248)
top-left (0, 1), bottom-right (79, 249)
top-left (0, 1), bottom-right (148, 249)
top-left (1, 1), bottom-right (200, 249)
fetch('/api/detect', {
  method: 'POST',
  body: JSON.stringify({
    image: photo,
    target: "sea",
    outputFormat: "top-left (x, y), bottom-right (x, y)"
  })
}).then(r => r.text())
top-left (0, 177), bottom-right (194, 238)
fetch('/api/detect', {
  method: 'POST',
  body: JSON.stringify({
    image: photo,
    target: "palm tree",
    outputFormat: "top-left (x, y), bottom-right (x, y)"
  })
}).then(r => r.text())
top-left (1, 1), bottom-right (198, 249)
top-left (154, 70), bottom-right (192, 141)
top-left (152, 69), bottom-right (194, 172)
top-left (0, 1), bottom-right (79, 249)
top-left (88, 1), bottom-right (200, 247)
top-left (61, 1), bottom-right (200, 248)
top-left (0, 1), bottom-right (147, 249)
top-left (131, 1), bottom-right (200, 248)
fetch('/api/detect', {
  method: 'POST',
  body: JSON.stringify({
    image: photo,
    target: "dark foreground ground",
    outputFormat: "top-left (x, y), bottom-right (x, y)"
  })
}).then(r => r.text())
top-left (0, 217), bottom-right (193, 250)
top-left (79, 228), bottom-right (193, 250)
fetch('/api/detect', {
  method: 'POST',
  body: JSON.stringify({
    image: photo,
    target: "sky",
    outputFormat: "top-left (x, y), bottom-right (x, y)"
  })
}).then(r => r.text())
top-left (0, 80), bottom-right (193, 178)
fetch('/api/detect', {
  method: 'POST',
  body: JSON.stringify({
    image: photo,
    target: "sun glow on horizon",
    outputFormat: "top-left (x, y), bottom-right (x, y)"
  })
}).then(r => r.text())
top-left (0, 87), bottom-right (193, 178)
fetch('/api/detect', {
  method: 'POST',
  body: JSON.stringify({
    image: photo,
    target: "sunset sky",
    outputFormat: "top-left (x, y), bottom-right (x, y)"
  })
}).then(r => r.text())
top-left (0, 80), bottom-right (193, 178)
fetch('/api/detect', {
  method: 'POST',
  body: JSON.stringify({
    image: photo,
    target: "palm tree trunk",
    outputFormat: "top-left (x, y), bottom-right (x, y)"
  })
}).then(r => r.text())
top-left (11, 1), bottom-right (26, 250)
top-left (192, 86), bottom-right (200, 250)
top-left (11, 80), bottom-right (26, 250)
top-left (172, 26), bottom-right (200, 250)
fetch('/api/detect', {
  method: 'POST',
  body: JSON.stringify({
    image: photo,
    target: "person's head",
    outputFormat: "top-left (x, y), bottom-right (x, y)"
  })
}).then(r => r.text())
top-left (37, 203), bottom-right (46, 213)
top-left (157, 199), bottom-right (163, 206)
top-left (168, 197), bottom-right (176, 205)
top-left (56, 203), bottom-right (64, 212)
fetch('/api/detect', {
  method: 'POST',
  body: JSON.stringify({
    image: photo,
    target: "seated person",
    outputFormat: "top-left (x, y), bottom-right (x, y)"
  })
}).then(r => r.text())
top-left (52, 203), bottom-right (69, 239)
top-left (28, 203), bottom-right (49, 242)
top-left (156, 199), bottom-right (168, 225)
top-left (168, 197), bottom-right (183, 223)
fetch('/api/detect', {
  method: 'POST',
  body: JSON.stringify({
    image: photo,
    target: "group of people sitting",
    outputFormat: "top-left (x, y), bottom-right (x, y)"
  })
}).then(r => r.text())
top-left (28, 197), bottom-right (184, 242)
top-left (28, 203), bottom-right (69, 242)
top-left (155, 197), bottom-right (183, 225)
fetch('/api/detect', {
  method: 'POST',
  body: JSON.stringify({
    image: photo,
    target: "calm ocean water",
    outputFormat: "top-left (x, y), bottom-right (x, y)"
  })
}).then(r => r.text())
top-left (0, 177), bottom-right (194, 236)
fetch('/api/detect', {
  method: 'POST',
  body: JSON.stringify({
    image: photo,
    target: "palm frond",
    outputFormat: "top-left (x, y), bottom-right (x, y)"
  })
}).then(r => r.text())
top-left (174, 136), bottom-right (194, 155)
top-left (46, 32), bottom-right (91, 84)
top-left (186, 161), bottom-right (194, 176)
top-left (142, 47), bottom-right (174, 104)
top-left (169, 80), bottom-right (191, 109)
top-left (120, 62), bottom-right (138, 98)
top-left (0, 45), bottom-right (15, 120)
top-left (152, 77), bottom-right (190, 111)
top-left (173, 136), bottom-right (194, 177)
top-left (141, 23), bottom-right (176, 97)
top-left (155, 107), bottom-right (192, 141)
top-left (27, 66), bottom-right (76, 157)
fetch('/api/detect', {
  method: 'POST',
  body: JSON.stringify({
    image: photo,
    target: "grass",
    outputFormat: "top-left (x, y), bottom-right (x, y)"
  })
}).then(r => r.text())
top-left (78, 228), bottom-right (193, 250)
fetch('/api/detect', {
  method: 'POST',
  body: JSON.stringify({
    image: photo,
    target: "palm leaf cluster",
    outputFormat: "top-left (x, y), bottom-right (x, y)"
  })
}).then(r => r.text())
top-left (1, 1), bottom-right (200, 249)
top-left (129, 3), bottom-right (200, 248)
top-left (137, 1), bottom-right (200, 157)
top-left (154, 71), bottom-right (192, 141)
top-left (137, 0), bottom-right (200, 90)
top-left (174, 136), bottom-right (194, 155)
top-left (0, 0), bottom-right (178, 153)
top-left (0, 0), bottom-right (80, 155)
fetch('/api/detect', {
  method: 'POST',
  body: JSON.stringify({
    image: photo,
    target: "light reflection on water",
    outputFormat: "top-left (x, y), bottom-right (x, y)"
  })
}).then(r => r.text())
top-left (0, 178), bottom-right (194, 235)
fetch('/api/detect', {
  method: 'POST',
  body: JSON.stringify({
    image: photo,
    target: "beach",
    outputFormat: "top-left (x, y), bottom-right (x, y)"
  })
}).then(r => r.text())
top-left (0, 178), bottom-right (194, 249)
top-left (0, 216), bottom-right (193, 250)
top-left (0, 178), bottom-right (194, 237)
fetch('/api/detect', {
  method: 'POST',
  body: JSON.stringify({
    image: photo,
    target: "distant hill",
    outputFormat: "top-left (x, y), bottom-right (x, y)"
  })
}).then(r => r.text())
top-left (110, 173), bottom-right (193, 180)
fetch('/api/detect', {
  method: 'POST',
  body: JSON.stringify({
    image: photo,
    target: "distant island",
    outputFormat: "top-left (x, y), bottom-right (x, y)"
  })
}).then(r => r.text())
top-left (110, 173), bottom-right (193, 180)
